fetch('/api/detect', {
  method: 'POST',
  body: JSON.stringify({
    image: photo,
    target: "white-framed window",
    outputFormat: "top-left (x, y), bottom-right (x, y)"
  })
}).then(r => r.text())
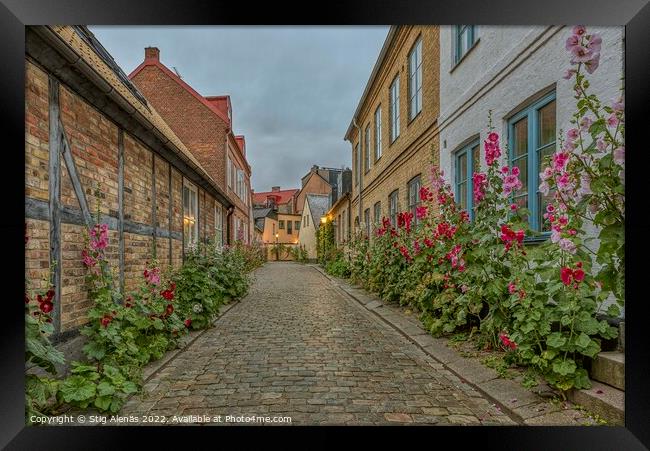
top-left (215, 203), bottom-right (223, 248)
top-left (374, 105), bottom-right (382, 160)
top-left (183, 179), bottom-right (198, 249)
top-left (390, 75), bottom-right (400, 142)
top-left (227, 157), bottom-right (232, 188)
top-left (364, 124), bottom-right (371, 173)
top-left (408, 37), bottom-right (423, 120)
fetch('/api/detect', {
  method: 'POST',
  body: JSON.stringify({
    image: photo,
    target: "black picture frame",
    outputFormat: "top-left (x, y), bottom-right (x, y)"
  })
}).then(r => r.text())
top-left (2, 0), bottom-right (648, 448)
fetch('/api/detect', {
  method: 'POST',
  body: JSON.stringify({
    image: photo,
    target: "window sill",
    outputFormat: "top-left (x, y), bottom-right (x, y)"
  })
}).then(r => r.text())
top-left (523, 232), bottom-right (550, 245)
top-left (450, 38), bottom-right (480, 74)
top-left (407, 109), bottom-right (422, 126)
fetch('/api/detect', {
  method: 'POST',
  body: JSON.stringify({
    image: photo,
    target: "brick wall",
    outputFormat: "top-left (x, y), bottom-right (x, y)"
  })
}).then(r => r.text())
top-left (349, 26), bottom-right (440, 229)
top-left (24, 60), bottom-right (221, 335)
top-left (131, 65), bottom-right (229, 191)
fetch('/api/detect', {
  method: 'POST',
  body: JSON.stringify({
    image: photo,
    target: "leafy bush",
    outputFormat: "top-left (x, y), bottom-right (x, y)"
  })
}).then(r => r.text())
top-left (324, 248), bottom-right (350, 278)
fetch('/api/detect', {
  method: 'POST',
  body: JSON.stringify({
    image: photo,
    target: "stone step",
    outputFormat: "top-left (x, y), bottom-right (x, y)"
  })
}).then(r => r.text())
top-left (567, 380), bottom-right (624, 425)
top-left (590, 351), bottom-right (624, 390)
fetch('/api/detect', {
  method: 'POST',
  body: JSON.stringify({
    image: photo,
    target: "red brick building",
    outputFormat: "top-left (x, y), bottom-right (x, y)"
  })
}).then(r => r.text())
top-left (25, 26), bottom-right (233, 337)
top-left (129, 48), bottom-right (252, 244)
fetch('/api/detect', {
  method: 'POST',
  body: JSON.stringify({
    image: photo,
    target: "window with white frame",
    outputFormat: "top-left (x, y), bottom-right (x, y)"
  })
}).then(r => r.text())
top-left (374, 105), bottom-right (382, 160)
top-left (390, 75), bottom-right (400, 142)
top-left (183, 180), bottom-right (198, 249)
top-left (408, 37), bottom-right (423, 120)
top-left (227, 157), bottom-right (232, 188)
top-left (408, 175), bottom-right (421, 224)
top-left (364, 124), bottom-right (371, 173)
top-left (215, 204), bottom-right (223, 248)
top-left (454, 25), bottom-right (477, 65)
top-left (389, 189), bottom-right (399, 226)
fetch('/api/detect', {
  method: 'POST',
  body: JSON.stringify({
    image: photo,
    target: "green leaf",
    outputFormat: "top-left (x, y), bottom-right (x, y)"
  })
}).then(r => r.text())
top-left (97, 381), bottom-right (116, 397)
top-left (94, 395), bottom-right (112, 412)
top-left (546, 332), bottom-right (566, 348)
top-left (59, 376), bottom-right (97, 403)
top-left (552, 359), bottom-right (577, 376)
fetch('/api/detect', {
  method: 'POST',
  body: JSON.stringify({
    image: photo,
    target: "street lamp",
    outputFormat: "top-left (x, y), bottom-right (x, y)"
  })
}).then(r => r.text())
top-left (275, 232), bottom-right (279, 261)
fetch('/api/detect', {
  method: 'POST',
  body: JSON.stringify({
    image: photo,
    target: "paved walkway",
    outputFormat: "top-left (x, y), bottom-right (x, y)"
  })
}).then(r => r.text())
top-left (120, 262), bottom-right (516, 425)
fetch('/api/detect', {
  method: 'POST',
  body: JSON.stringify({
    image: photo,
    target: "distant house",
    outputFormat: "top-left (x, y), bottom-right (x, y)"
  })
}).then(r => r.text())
top-left (299, 194), bottom-right (330, 260)
top-left (295, 165), bottom-right (350, 214)
top-left (252, 186), bottom-right (299, 214)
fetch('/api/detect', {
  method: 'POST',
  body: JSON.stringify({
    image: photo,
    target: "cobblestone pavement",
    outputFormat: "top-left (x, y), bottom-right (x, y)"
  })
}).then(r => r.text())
top-left (120, 262), bottom-right (517, 425)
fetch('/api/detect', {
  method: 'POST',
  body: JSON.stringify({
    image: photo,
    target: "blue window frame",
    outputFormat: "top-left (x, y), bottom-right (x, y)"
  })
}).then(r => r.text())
top-left (508, 91), bottom-right (557, 234)
top-left (454, 25), bottom-right (476, 65)
top-left (454, 140), bottom-right (481, 220)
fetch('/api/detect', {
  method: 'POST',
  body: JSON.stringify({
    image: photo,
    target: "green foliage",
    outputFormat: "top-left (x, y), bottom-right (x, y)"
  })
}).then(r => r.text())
top-left (316, 220), bottom-right (336, 265)
top-left (290, 245), bottom-right (309, 263)
top-left (324, 248), bottom-right (350, 278)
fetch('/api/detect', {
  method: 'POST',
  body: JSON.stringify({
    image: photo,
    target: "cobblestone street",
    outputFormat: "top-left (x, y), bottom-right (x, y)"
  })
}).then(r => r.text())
top-left (121, 262), bottom-right (517, 425)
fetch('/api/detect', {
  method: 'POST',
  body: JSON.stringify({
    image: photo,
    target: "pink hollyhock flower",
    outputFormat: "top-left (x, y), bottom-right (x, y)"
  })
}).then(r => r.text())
top-left (416, 205), bottom-right (428, 220)
top-left (579, 116), bottom-right (593, 131)
top-left (540, 167), bottom-right (553, 181)
top-left (586, 34), bottom-right (602, 53)
top-left (484, 139), bottom-right (501, 166)
top-left (553, 152), bottom-right (570, 171)
top-left (607, 113), bottom-right (619, 128)
top-left (81, 249), bottom-right (96, 267)
top-left (565, 34), bottom-right (580, 51)
top-left (546, 204), bottom-right (555, 213)
top-left (501, 166), bottom-right (510, 174)
top-left (144, 267), bottom-right (161, 286)
top-left (584, 53), bottom-right (600, 74)
top-left (596, 138), bottom-right (607, 152)
top-left (612, 97), bottom-right (624, 112)
top-left (510, 203), bottom-right (517, 211)
top-left (559, 238), bottom-right (577, 254)
top-left (562, 68), bottom-right (577, 79)
top-left (578, 174), bottom-right (593, 196)
top-left (472, 172), bottom-right (488, 203)
top-left (556, 172), bottom-right (571, 191)
top-left (508, 282), bottom-right (517, 294)
top-left (502, 174), bottom-right (523, 197)
top-left (567, 128), bottom-right (579, 140)
top-left (570, 46), bottom-right (594, 64)
top-left (539, 180), bottom-right (550, 196)
top-left (488, 132), bottom-right (499, 143)
top-left (511, 166), bottom-right (520, 177)
top-left (550, 229), bottom-right (561, 244)
top-left (613, 146), bottom-right (625, 166)
top-left (572, 25), bottom-right (587, 37)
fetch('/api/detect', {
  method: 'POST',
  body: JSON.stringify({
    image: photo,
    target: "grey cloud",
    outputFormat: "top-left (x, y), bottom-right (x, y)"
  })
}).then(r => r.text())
top-left (90, 25), bottom-right (387, 191)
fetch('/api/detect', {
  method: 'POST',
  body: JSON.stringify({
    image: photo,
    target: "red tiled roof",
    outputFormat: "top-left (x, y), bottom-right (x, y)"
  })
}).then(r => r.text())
top-left (128, 56), bottom-right (231, 126)
top-left (253, 189), bottom-right (298, 205)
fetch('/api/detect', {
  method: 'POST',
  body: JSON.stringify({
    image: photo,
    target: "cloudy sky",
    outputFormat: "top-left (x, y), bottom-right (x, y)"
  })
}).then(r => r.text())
top-left (89, 26), bottom-right (389, 192)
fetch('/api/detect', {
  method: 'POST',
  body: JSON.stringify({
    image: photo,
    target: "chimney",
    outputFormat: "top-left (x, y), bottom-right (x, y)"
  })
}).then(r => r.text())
top-left (145, 47), bottom-right (160, 62)
top-left (271, 186), bottom-right (280, 192)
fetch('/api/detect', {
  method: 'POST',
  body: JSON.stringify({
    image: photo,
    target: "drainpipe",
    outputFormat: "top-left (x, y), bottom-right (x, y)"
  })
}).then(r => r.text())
top-left (226, 206), bottom-right (234, 245)
top-left (352, 117), bottom-right (363, 233)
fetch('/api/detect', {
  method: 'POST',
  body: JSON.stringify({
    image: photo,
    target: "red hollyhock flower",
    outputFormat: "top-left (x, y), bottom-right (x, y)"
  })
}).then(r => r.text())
top-left (100, 315), bottom-right (112, 328)
top-left (184, 318), bottom-right (192, 328)
top-left (161, 289), bottom-right (174, 301)
top-left (36, 294), bottom-right (43, 304)
top-left (573, 268), bottom-right (585, 282)
top-left (40, 301), bottom-right (53, 314)
top-left (499, 333), bottom-right (517, 350)
top-left (46, 289), bottom-right (55, 301)
top-left (560, 267), bottom-right (573, 286)
top-left (165, 304), bottom-right (174, 316)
